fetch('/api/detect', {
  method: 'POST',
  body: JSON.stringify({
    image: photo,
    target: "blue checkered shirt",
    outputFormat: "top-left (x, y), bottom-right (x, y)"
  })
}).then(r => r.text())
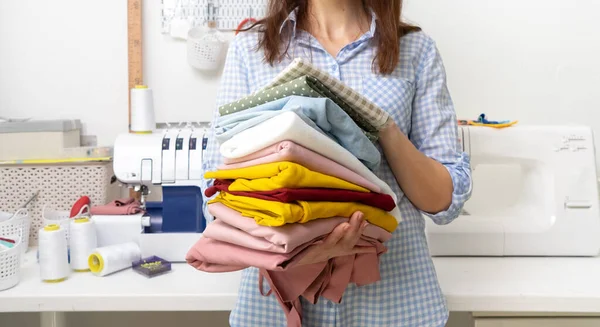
top-left (202, 9), bottom-right (472, 327)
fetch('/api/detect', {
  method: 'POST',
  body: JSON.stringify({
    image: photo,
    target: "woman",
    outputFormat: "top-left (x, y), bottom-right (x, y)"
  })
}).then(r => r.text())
top-left (202, 0), bottom-right (472, 326)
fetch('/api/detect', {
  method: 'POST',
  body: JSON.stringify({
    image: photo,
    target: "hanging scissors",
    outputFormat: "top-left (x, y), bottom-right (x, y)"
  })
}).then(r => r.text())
top-left (235, 6), bottom-right (257, 35)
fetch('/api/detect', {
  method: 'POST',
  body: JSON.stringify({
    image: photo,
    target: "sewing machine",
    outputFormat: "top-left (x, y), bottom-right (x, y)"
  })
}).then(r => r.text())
top-left (113, 124), bottom-right (208, 262)
top-left (425, 125), bottom-right (600, 256)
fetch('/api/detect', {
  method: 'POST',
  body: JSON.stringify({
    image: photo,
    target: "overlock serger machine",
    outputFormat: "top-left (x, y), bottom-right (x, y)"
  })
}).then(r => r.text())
top-left (113, 123), bottom-right (209, 261)
top-left (425, 125), bottom-right (600, 256)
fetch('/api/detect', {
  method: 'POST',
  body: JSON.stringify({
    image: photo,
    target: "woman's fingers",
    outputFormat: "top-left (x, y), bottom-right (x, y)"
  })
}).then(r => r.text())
top-left (323, 213), bottom-right (362, 248)
top-left (322, 222), bottom-right (350, 248)
top-left (339, 211), bottom-right (366, 250)
top-left (300, 211), bottom-right (370, 265)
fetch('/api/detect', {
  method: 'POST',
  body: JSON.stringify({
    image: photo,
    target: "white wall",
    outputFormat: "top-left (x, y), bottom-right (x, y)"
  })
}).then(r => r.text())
top-left (2, 0), bottom-right (599, 155)
top-left (0, 0), bottom-right (221, 147)
top-left (0, 0), bottom-right (128, 147)
top-left (142, 1), bottom-right (223, 126)
top-left (404, 0), bottom-right (600, 127)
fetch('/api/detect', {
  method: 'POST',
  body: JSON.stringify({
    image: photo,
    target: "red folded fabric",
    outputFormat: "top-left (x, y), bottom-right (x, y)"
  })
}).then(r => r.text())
top-left (206, 179), bottom-right (396, 211)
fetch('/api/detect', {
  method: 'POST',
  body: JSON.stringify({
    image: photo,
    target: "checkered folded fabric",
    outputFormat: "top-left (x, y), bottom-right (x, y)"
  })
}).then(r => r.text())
top-left (259, 58), bottom-right (390, 129)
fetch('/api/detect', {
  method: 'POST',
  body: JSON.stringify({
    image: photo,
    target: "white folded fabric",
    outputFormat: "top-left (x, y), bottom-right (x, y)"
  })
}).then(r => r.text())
top-left (219, 111), bottom-right (403, 223)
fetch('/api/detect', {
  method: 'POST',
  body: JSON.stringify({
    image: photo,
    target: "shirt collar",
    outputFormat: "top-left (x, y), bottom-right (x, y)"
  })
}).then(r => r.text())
top-left (279, 7), bottom-right (378, 42)
top-left (279, 8), bottom-right (298, 38)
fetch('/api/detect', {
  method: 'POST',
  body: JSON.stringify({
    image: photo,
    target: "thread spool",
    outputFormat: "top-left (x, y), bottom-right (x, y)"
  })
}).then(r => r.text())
top-left (130, 85), bottom-right (155, 133)
top-left (88, 242), bottom-right (141, 277)
top-left (69, 218), bottom-right (97, 272)
top-left (91, 215), bottom-right (144, 247)
top-left (38, 224), bottom-right (70, 283)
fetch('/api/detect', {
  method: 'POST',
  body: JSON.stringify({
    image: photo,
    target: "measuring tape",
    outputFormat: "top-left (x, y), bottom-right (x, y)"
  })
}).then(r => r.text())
top-left (127, 0), bottom-right (143, 200)
top-left (128, 0), bottom-right (143, 132)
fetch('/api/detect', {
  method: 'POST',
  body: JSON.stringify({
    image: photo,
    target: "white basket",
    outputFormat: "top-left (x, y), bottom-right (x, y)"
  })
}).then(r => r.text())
top-left (0, 162), bottom-right (120, 244)
top-left (187, 26), bottom-right (226, 71)
top-left (0, 209), bottom-right (30, 253)
top-left (42, 205), bottom-right (89, 243)
top-left (0, 234), bottom-right (22, 291)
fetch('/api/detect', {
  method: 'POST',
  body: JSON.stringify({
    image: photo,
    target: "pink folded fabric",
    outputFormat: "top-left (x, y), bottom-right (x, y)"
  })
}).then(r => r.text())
top-left (218, 141), bottom-right (382, 193)
top-left (185, 233), bottom-right (380, 273)
top-left (185, 236), bottom-right (320, 272)
top-left (203, 220), bottom-right (290, 253)
top-left (89, 198), bottom-right (144, 215)
top-left (186, 229), bottom-right (387, 327)
top-left (206, 203), bottom-right (392, 253)
top-left (258, 262), bottom-right (329, 327)
top-left (259, 238), bottom-right (386, 327)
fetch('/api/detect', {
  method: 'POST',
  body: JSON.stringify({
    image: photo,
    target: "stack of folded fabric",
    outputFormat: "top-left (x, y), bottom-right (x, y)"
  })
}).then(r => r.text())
top-left (186, 59), bottom-right (402, 327)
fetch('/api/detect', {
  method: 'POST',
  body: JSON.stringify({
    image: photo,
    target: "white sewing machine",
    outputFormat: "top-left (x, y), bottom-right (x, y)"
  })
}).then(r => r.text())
top-left (425, 125), bottom-right (600, 257)
top-left (113, 124), bottom-right (209, 262)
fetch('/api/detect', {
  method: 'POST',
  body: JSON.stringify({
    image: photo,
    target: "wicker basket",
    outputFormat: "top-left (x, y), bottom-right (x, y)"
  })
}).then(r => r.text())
top-left (0, 209), bottom-right (30, 253)
top-left (0, 234), bottom-right (22, 291)
top-left (0, 162), bottom-right (120, 245)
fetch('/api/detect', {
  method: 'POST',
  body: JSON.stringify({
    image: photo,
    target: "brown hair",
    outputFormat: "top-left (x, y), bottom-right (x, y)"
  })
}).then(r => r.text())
top-left (242, 0), bottom-right (421, 75)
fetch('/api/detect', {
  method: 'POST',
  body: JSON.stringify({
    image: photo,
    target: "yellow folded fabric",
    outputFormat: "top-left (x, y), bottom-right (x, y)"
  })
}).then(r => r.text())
top-left (204, 161), bottom-right (369, 193)
top-left (208, 192), bottom-right (398, 233)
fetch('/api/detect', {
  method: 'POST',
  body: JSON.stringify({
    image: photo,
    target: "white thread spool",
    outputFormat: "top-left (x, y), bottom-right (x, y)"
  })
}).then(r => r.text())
top-left (69, 218), bottom-right (97, 272)
top-left (130, 85), bottom-right (155, 133)
top-left (88, 242), bottom-right (141, 277)
top-left (38, 224), bottom-right (70, 283)
top-left (91, 215), bottom-right (144, 247)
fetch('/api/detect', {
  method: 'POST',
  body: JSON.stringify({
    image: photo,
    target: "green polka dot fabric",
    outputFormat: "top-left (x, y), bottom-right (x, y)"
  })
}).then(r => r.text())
top-left (219, 76), bottom-right (320, 116)
top-left (219, 75), bottom-right (379, 140)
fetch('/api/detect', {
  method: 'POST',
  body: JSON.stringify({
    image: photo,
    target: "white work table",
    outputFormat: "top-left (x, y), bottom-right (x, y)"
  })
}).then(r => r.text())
top-left (434, 256), bottom-right (600, 313)
top-left (4, 250), bottom-right (600, 319)
top-left (0, 250), bottom-right (241, 312)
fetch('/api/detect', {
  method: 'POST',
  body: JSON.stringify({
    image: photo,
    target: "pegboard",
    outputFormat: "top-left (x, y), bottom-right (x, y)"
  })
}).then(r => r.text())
top-left (161, 0), bottom-right (267, 32)
top-left (0, 162), bottom-right (120, 245)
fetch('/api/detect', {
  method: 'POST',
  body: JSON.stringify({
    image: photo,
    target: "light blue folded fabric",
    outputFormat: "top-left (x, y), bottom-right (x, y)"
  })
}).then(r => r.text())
top-left (214, 96), bottom-right (381, 171)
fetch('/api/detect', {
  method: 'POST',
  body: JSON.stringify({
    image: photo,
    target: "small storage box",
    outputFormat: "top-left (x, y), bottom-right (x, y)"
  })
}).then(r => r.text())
top-left (0, 119), bottom-right (81, 161)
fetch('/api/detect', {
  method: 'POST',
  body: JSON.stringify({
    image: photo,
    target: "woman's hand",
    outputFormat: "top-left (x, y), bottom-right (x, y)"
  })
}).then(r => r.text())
top-left (295, 211), bottom-right (370, 266)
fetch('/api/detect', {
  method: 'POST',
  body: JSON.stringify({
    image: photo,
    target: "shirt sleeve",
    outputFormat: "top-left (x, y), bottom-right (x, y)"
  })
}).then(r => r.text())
top-left (202, 35), bottom-right (251, 223)
top-left (409, 39), bottom-right (473, 225)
